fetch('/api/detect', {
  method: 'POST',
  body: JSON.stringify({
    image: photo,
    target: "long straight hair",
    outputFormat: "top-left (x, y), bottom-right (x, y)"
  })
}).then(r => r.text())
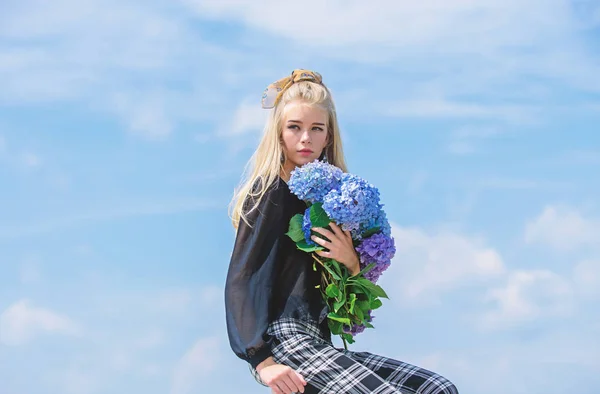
top-left (229, 80), bottom-right (348, 229)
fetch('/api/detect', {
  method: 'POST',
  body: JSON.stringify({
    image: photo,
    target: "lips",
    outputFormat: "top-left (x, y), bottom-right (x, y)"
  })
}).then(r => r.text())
top-left (298, 149), bottom-right (313, 157)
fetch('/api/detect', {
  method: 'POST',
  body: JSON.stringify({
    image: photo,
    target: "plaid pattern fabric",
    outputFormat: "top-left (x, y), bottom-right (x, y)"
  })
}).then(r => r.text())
top-left (249, 318), bottom-right (459, 394)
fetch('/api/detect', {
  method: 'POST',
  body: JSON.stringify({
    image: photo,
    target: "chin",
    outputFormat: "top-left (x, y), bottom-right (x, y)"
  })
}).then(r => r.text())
top-left (293, 156), bottom-right (318, 166)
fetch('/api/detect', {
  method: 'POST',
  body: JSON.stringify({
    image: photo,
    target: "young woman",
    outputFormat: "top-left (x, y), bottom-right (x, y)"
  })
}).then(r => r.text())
top-left (226, 69), bottom-right (459, 394)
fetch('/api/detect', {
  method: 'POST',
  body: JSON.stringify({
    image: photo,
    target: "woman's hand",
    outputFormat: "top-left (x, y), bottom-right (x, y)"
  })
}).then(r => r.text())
top-left (257, 359), bottom-right (307, 394)
top-left (311, 222), bottom-right (361, 276)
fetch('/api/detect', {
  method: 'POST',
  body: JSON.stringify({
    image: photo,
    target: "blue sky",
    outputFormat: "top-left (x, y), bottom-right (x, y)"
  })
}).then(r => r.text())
top-left (1, 1), bottom-right (599, 393)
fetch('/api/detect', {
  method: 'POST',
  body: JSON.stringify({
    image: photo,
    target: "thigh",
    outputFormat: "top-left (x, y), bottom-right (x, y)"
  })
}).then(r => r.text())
top-left (343, 350), bottom-right (459, 394)
top-left (272, 335), bottom-right (401, 394)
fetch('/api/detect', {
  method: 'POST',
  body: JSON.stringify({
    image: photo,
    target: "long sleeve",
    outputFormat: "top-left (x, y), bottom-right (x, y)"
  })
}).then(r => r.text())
top-left (225, 183), bottom-right (285, 369)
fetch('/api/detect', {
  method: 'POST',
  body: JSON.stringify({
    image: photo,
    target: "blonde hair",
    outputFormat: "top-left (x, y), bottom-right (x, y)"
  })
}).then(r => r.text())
top-left (229, 80), bottom-right (348, 229)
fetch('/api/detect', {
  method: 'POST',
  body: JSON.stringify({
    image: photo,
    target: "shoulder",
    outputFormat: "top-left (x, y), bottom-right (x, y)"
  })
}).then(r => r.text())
top-left (242, 177), bottom-right (289, 223)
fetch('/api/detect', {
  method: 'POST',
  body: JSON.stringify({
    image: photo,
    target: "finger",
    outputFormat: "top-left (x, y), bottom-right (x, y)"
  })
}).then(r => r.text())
top-left (311, 227), bottom-right (336, 241)
top-left (289, 370), bottom-right (307, 392)
top-left (310, 234), bottom-right (330, 247)
top-left (295, 370), bottom-right (307, 385)
top-left (286, 373), bottom-right (306, 394)
top-left (270, 384), bottom-right (283, 394)
top-left (315, 249), bottom-right (331, 258)
top-left (276, 378), bottom-right (295, 394)
top-left (344, 229), bottom-right (353, 240)
top-left (328, 222), bottom-right (345, 238)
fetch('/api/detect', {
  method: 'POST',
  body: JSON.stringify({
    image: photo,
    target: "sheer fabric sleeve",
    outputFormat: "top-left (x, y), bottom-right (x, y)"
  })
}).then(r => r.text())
top-left (225, 183), bottom-right (285, 369)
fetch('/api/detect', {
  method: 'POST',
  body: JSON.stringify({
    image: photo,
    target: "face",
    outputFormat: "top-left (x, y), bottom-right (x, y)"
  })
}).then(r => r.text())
top-left (280, 100), bottom-right (329, 174)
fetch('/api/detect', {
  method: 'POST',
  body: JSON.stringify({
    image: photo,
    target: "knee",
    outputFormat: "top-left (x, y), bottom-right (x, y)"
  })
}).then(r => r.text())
top-left (431, 375), bottom-right (459, 394)
top-left (440, 381), bottom-right (459, 394)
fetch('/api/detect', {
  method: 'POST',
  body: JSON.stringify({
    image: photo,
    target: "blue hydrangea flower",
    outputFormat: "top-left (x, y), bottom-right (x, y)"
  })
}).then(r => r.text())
top-left (288, 160), bottom-right (343, 203)
top-left (356, 233), bottom-right (396, 283)
top-left (322, 173), bottom-right (382, 232)
top-left (302, 207), bottom-right (316, 246)
top-left (352, 208), bottom-right (392, 240)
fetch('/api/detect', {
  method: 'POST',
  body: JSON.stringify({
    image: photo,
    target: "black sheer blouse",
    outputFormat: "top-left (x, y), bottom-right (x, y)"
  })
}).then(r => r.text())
top-left (225, 176), bottom-right (330, 368)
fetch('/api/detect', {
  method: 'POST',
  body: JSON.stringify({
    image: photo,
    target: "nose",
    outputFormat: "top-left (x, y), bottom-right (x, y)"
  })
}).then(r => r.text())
top-left (300, 129), bottom-right (311, 144)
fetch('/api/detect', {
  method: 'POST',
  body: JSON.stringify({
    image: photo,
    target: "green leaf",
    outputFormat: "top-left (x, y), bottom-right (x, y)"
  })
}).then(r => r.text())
top-left (348, 285), bottom-right (366, 294)
top-left (328, 319), bottom-right (343, 335)
top-left (364, 322), bottom-right (374, 329)
top-left (333, 299), bottom-right (345, 313)
top-left (341, 333), bottom-right (355, 344)
top-left (349, 294), bottom-right (357, 314)
top-left (362, 226), bottom-right (381, 239)
top-left (354, 306), bottom-right (364, 322)
top-left (330, 259), bottom-right (344, 278)
top-left (285, 214), bottom-right (305, 242)
top-left (328, 312), bottom-right (351, 325)
top-left (358, 263), bottom-right (376, 277)
top-left (356, 278), bottom-right (389, 299)
top-left (322, 261), bottom-right (342, 280)
top-left (310, 203), bottom-right (331, 229)
top-left (370, 299), bottom-right (383, 310)
top-left (356, 300), bottom-right (371, 313)
top-left (326, 283), bottom-right (340, 298)
top-left (297, 240), bottom-right (322, 253)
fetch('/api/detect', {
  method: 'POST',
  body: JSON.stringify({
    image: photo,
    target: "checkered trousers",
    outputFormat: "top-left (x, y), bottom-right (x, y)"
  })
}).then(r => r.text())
top-left (250, 317), bottom-right (459, 394)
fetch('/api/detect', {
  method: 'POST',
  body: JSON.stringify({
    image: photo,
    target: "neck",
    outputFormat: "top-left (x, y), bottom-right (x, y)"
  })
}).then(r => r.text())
top-left (280, 160), bottom-right (296, 182)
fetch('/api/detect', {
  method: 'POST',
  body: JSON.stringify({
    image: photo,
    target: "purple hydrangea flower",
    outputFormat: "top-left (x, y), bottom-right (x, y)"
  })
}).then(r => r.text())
top-left (322, 173), bottom-right (382, 232)
top-left (343, 311), bottom-right (374, 336)
top-left (288, 160), bottom-right (343, 203)
top-left (356, 233), bottom-right (396, 283)
top-left (302, 207), bottom-right (316, 246)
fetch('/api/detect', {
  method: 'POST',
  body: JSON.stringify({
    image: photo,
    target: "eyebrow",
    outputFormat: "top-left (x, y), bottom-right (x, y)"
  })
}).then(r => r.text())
top-left (287, 120), bottom-right (326, 126)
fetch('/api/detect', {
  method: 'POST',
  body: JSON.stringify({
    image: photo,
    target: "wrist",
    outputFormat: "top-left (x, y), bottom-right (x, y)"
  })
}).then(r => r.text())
top-left (350, 255), bottom-right (361, 276)
top-left (256, 356), bottom-right (275, 373)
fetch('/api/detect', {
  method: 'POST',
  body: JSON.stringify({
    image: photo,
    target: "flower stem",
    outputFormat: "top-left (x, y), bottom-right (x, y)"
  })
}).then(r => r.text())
top-left (342, 336), bottom-right (348, 350)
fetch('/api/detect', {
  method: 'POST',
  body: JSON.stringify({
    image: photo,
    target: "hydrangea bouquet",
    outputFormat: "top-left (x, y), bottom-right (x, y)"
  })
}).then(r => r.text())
top-left (285, 160), bottom-right (396, 348)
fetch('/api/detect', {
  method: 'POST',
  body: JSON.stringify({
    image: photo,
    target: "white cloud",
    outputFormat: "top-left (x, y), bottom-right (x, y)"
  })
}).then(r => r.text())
top-left (0, 0), bottom-right (241, 138)
top-left (573, 259), bottom-right (600, 298)
top-left (170, 336), bottom-right (221, 394)
top-left (154, 289), bottom-right (193, 315)
top-left (62, 367), bottom-right (97, 394)
top-left (480, 270), bottom-right (574, 330)
top-left (0, 197), bottom-right (221, 239)
top-left (381, 98), bottom-right (536, 122)
top-left (386, 223), bottom-right (505, 304)
top-left (219, 99), bottom-right (268, 137)
top-left (134, 329), bottom-right (164, 350)
top-left (193, 133), bottom-right (211, 144)
top-left (183, 1), bottom-right (599, 94)
top-left (183, 1), bottom-right (571, 51)
top-left (0, 299), bottom-right (80, 345)
top-left (525, 205), bottom-right (600, 251)
top-left (111, 92), bottom-right (173, 139)
top-left (447, 140), bottom-right (476, 155)
top-left (20, 152), bottom-right (42, 168)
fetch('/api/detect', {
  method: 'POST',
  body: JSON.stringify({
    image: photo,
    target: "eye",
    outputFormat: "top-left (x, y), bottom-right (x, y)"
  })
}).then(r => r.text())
top-left (287, 124), bottom-right (300, 130)
top-left (312, 127), bottom-right (324, 132)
